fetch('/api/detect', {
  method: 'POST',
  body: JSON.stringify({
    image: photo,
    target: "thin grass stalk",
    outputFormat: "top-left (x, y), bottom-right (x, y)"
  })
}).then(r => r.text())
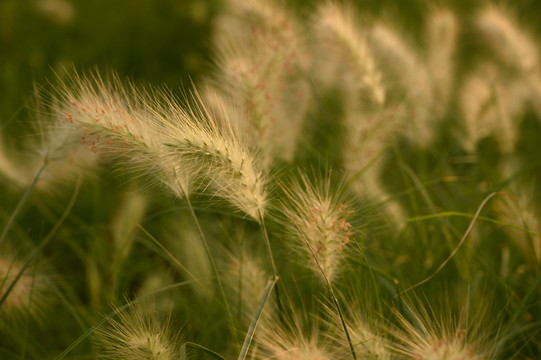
top-left (0, 175), bottom-right (81, 310)
top-left (137, 225), bottom-right (199, 282)
top-left (510, 270), bottom-right (541, 322)
top-left (0, 162), bottom-right (47, 247)
top-left (397, 192), bottom-right (501, 297)
top-left (179, 342), bottom-right (228, 360)
top-left (283, 207), bottom-right (357, 360)
top-left (258, 212), bottom-right (284, 320)
top-left (184, 195), bottom-right (240, 348)
top-left (47, 277), bottom-right (87, 332)
top-left (353, 241), bottom-right (385, 315)
top-left (237, 276), bottom-right (278, 360)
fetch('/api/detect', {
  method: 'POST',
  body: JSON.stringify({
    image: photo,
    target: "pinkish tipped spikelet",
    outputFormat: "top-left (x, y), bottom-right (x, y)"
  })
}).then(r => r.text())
top-left (56, 72), bottom-right (267, 219)
top-left (282, 173), bottom-right (354, 282)
top-left (56, 72), bottom-right (192, 197)
top-left (210, 0), bottom-right (309, 165)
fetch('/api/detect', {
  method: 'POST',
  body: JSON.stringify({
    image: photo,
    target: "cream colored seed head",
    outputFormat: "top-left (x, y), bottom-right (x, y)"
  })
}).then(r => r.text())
top-left (283, 173), bottom-right (354, 282)
top-left (99, 303), bottom-right (179, 360)
top-left (314, 2), bottom-right (385, 106)
top-left (477, 5), bottom-right (539, 73)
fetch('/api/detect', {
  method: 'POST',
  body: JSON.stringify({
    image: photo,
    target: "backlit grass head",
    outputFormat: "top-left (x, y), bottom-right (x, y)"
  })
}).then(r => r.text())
top-left (281, 172), bottom-right (355, 282)
top-left (252, 308), bottom-right (337, 360)
top-left (98, 302), bottom-right (180, 360)
top-left (389, 295), bottom-right (505, 360)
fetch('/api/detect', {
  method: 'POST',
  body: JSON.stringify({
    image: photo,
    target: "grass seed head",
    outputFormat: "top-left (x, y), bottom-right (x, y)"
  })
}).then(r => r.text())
top-left (282, 172), bottom-right (354, 282)
top-left (313, 1), bottom-right (385, 106)
top-left (459, 63), bottom-right (529, 153)
top-left (253, 310), bottom-right (336, 360)
top-left (426, 7), bottom-right (459, 117)
top-left (98, 302), bottom-right (180, 360)
top-left (56, 71), bottom-right (192, 197)
top-left (159, 89), bottom-right (268, 220)
top-left (370, 22), bottom-right (434, 147)
top-left (477, 5), bottom-right (539, 74)
top-left (389, 295), bottom-right (505, 360)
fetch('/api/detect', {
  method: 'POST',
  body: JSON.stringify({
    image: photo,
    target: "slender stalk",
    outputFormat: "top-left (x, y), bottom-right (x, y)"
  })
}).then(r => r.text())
top-left (137, 225), bottom-right (199, 282)
top-left (185, 196), bottom-right (240, 348)
top-left (238, 276), bottom-right (278, 360)
top-left (258, 214), bottom-right (278, 280)
top-left (180, 342), bottom-right (227, 360)
top-left (397, 192), bottom-right (501, 297)
top-left (0, 162), bottom-right (47, 247)
top-left (258, 212), bottom-right (284, 319)
top-left (1, 176), bottom-right (81, 310)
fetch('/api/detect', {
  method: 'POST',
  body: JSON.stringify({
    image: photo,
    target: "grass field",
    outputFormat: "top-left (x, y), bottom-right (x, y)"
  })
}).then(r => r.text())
top-left (1, 0), bottom-right (541, 358)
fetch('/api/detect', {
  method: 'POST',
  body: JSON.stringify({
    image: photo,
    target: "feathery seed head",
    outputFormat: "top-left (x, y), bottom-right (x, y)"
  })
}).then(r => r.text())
top-left (370, 22), bottom-right (434, 146)
top-left (459, 63), bottom-right (529, 153)
top-left (253, 310), bottom-right (336, 360)
top-left (56, 70), bottom-right (267, 209)
top-left (477, 5), bottom-right (539, 74)
top-left (56, 71), bottom-right (192, 197)
top-left (326, 299), bottom-right (391, 360)
top-left (0, 105), bottom-right (97, 192)
top-left (426, 8), bottom-right (459, 116)
top-left (159, 89), bottom-right (268, 220)
top-left (390, 296), bottom-right (504, 360)
top-left (314, 2), bottom-right (385, 106)
top-left (282, 172), bottom-right (354, 282)
top-left (210, 40), bottom-right (310, 165)
top-left (98, 302), bottom-right (180, 360)
top-left (211, 0), bottom-right (309, 165)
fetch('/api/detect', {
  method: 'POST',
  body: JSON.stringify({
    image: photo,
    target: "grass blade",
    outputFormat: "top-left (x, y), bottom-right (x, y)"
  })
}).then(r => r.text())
top-left (238, 276), bottom-right (278, 360)
top-left (0, 163), bottom-right (46, 247)
top-left (179, 342), bottom-right (227, 360)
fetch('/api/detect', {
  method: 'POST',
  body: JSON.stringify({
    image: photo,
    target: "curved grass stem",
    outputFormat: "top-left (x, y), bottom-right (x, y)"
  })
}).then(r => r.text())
top-left (258, 213), bottom-right (284, 320)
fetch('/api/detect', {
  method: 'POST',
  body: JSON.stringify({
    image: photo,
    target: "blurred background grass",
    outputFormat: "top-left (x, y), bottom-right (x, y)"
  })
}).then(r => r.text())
top-left (2, 0), bottom-right (541, 357)
top-left (3, 0), bottom-right (541, 128)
